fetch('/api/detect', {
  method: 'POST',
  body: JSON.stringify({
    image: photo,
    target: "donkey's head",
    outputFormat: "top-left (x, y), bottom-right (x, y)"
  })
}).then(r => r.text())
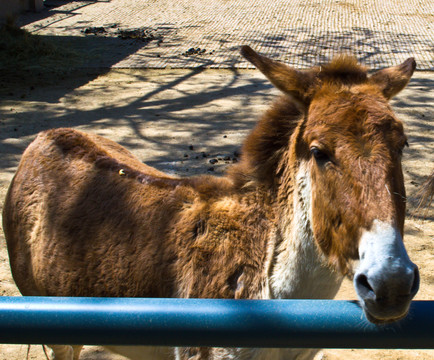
top-left (242, 46), bottom-right (419, 324)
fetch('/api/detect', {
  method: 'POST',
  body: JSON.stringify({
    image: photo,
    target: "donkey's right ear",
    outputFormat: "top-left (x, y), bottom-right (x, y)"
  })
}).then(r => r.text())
top-left (369, 58), bottom-right (416, 99)
top-left (241, 46), bottom-right (316, 108)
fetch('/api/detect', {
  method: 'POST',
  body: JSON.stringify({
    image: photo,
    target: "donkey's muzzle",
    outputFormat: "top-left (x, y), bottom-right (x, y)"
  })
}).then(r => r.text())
top-left (355, 220), bottom-right (420, 324)
top-left (355, 265), bottom-right (419, 324)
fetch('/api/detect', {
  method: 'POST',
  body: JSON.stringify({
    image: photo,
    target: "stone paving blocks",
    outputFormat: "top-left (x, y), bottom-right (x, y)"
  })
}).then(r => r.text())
top-left (19, 0), bottom-right (433, 69)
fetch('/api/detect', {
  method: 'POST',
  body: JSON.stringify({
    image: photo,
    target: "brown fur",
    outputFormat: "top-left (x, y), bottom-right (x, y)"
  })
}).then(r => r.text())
top-left (3, 47), bottom-right (416, 359)
top-left (306, 89), bottom-right (407, 272)
top-left (415, 170), bottom-right (434, 218)
top-left (4, 127), bottom-right (272, 299)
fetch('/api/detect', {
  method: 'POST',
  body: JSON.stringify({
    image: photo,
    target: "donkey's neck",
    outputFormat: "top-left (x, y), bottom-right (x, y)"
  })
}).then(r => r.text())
top-left (269, 161), bottom-right (343, 300)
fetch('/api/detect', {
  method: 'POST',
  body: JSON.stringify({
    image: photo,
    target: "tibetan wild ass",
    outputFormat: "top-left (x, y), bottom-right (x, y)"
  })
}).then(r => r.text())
top-left (3, 46), bottom-right (420, 360)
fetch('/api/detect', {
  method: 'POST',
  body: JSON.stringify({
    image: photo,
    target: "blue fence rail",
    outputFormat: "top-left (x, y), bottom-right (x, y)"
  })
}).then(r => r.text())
top-left (0, 297), bottom-right (433, 349)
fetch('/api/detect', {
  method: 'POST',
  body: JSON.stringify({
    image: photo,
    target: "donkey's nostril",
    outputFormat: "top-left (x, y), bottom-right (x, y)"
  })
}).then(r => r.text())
top-left (355, 274), bottom-right (374, 298)
top-left (410, 267), bottom-right (420, 296)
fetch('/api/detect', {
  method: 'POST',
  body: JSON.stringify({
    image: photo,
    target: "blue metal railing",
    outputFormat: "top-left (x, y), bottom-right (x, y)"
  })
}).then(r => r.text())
top-left (0, 297), bottom-right (433, 349)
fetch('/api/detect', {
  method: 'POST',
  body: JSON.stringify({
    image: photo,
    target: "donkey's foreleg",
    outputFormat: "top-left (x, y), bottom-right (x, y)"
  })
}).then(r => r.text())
top-left (48, 345), bottom-right (82, 360)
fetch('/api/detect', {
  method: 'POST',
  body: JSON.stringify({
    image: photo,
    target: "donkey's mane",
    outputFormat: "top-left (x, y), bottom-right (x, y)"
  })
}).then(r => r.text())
top-left (228, 96), bottom-right (302, 188)
top-left (318, 55), bottom-right (368, 85)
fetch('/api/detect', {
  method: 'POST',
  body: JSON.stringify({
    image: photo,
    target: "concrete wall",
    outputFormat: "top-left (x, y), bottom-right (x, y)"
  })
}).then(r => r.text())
top-left (0, 0), bottom-right (44, 23)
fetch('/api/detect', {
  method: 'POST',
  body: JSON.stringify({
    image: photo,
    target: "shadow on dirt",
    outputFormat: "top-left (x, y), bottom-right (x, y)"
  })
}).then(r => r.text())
top-left (0, 27), bottom-right (155, 98)
top-left (210, 27), bottom-right (434, 70)
top-left (0, 67), bottom-right (274, 180)
top-left (17, 0), bottom-right (101, 28)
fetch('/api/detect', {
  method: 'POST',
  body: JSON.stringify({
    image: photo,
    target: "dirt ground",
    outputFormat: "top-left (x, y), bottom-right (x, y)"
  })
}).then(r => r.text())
top-left (0, 69), bottom-right (432, 359)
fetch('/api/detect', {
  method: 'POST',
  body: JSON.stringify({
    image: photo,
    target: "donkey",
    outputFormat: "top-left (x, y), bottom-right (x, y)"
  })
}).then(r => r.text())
top-left (3, 47), bottom-right (419, 360)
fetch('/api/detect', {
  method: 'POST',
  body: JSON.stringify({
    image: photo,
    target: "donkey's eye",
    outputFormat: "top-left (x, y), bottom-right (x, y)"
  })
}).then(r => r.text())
top-left (398, 140), bottom-right (409, 156)
top-left (310, 147), bottom-right (330, 162)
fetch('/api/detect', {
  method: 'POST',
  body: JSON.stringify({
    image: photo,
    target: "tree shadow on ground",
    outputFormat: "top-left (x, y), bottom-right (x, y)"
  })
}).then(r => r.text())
top-left (17, 0), bottom-right (103, 28)
top-left (0, 67), bottom-right (274, 180)
top-left (202, 27), bottom-right (434, 70)
top-left (1, 69), bottom-right (431, 205)
top-left (0, 30), bottom-right (155, 99)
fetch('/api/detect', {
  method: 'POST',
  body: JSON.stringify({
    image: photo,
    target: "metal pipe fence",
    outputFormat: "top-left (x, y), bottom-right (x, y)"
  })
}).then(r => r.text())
top-left (0, 297), bottom-right (432, 349)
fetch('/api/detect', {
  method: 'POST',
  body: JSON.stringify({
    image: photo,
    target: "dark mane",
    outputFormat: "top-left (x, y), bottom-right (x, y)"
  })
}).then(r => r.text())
top-left (318, 55), bottom-right (368, 85)
top-left (228, 96), bottom-right (302, 188)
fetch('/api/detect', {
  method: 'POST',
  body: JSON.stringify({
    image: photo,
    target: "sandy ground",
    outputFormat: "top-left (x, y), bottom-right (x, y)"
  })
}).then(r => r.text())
top-left (0, 69), bottom-right (432, 359)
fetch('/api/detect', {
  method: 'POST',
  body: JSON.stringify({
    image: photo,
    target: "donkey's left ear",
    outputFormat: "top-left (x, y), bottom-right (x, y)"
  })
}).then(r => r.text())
top-left (369, 58), bottom-right (416, 99)
top-left (241, 45), bottom-right (316, 108)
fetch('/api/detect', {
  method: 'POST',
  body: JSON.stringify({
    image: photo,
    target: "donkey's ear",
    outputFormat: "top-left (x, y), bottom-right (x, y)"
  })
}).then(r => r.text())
top-left (241, 46), bottom-right (316, 107)
top-left (369, 58), bottom-right (416, 99)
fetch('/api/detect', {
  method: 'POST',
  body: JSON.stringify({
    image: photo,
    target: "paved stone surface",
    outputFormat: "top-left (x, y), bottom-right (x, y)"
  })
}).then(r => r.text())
top-left (19, 0), bottom-right (433, 69)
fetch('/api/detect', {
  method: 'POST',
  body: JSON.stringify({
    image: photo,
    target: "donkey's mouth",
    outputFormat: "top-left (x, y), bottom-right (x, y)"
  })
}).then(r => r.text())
top-left (363, 305), bottom-right (409, 325)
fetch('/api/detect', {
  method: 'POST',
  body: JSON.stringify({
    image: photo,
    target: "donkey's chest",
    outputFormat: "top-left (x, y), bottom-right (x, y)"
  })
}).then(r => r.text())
top-left (269, 228), bottom-right (342, 300)
top-left (272, 254), bottom-right (342, 299)
top-left (209, 347), bottom-right (319, 360)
